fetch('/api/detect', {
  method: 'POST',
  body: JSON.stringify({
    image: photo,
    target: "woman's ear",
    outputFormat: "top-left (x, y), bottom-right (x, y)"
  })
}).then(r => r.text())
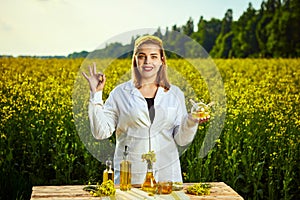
top-left (162, 57), bottom-right (166, 65)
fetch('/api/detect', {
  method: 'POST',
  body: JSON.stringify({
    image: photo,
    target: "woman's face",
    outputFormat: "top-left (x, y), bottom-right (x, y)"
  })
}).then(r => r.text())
top-left (135, 43), bottom-right (163, 83)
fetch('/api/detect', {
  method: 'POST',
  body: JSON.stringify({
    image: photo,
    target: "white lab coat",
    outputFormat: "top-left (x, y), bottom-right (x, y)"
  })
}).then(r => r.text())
top-left (89, 80), bottom-right (198, 184)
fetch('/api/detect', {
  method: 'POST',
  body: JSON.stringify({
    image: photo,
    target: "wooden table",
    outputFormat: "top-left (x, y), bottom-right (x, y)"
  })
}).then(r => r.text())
top-left (31, 182), bottom-right (244, 200)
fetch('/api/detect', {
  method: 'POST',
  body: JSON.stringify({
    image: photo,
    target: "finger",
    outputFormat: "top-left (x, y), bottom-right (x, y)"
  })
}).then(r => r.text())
top-left (102, 74), bottom-right (106, 84)
top-left (88, 64), bottom-right (93, 76)
top-left (97, 73), bottom-right (103, 82)
top-left (82, 72), bottom-right (89, 80)
top-left (93, 62), bottom-right (97, 75)
top-left (99, 74), bottom-right (106, 86)
top-left (201, 116), bottom-right (210, 123)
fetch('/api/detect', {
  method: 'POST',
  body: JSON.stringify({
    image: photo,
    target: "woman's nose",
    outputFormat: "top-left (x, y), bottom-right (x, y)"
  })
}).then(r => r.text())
top-left (144, 56), bottom-right (150, 64)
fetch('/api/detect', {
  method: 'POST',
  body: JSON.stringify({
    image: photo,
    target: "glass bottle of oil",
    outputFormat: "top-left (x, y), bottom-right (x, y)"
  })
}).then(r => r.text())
top-left (120, 145), bottom-right (131, 191)
top-left (103, 158), bottom-right (114, 183)
top-left (141, 161), bottom-right (157, 194)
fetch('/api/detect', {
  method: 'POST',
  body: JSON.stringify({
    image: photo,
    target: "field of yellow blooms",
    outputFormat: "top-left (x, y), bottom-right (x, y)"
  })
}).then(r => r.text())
top-left (0, 57), bottom-right (299, 199)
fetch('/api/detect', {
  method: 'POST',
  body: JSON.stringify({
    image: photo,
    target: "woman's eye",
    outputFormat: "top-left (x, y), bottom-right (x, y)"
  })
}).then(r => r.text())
top-left (151, 56), bottom-right (158, 59)
top-left (137, 55), bottom-right (145, 59)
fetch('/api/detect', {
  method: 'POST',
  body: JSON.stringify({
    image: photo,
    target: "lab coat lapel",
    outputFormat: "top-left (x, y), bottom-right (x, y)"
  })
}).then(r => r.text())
top-left (151, 87), bottom-right (168, 126)
top-left (125, 81), bottom-right (152, 126)
top-left (154, 87), bottom-right (166, 103)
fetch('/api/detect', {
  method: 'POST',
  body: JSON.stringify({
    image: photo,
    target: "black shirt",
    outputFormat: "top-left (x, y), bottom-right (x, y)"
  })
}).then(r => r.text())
top-left (145, 98), bottom-right (155, 123)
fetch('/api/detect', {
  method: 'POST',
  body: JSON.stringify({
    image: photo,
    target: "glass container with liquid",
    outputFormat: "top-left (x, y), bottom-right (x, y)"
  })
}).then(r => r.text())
top-left (120, 145), bottom-right (131, 191)
top-left (103, 158), bottom-right (114, 183)
top-left (190, 99), bottom-right (213, 120)
top-left (157, 181), bottom-right (173, 194)
top-left (141, 161), bottom-right (157, 194)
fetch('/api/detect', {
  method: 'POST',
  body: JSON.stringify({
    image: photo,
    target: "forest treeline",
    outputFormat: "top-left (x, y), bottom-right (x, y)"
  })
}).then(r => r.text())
top-left (69, 0), bottom-right (300, 59)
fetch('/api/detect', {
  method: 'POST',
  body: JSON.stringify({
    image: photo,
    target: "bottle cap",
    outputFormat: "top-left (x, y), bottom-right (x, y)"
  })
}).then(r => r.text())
top-left (106, 157), bottom-right (112, 166)
top-left (124, 146), bottom-right (129, 156)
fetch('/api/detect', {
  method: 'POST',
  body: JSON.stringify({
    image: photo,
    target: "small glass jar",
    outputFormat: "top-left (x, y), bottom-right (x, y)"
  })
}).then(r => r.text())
top-left (157, 181), bottom-right (173, 194)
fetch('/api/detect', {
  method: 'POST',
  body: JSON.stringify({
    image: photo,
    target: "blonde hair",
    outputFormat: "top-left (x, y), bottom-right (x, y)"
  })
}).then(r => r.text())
top-left (132, 35), bottom-right (170, 90)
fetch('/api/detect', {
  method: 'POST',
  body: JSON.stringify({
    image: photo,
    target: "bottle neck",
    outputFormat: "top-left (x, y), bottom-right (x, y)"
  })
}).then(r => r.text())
top-left (106, 159), bottom-right (113, 171)
top-left (147, 161), bottom-right (153, 171)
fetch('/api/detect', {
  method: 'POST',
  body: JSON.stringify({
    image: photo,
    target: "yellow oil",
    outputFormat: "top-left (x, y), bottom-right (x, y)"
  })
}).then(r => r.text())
top-left (157, 181), bottom-right (173, 194)
top-left (120, 160), bottom-right (131, 191)
top-left (103, 168), bottom-right (114, 183)
top-left (141, 172), bottom-right (157, 194)
top-left (192, 111), bottom-right (209, 119)
top-left (103, 158), bottom-right (114, 183)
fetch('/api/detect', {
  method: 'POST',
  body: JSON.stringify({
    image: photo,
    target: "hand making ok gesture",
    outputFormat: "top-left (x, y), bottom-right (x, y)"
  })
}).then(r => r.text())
top-left (82, 62), bottom-right (106, 93)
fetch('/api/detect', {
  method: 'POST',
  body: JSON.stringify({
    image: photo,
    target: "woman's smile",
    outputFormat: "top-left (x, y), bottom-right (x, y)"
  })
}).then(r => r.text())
top-left (143, 65), bottom-right (154, 72)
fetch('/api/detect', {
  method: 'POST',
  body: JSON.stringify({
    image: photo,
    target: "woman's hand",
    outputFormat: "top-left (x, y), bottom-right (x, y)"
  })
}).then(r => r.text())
top-left (82, 62), bottom-right (106, 93)
top-left (188, 113), bottom-right (210, 124)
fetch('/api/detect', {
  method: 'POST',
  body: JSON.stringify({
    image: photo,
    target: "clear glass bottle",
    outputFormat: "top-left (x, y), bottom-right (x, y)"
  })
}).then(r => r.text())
top-left (103, 158), bottom-right (114, 183)
top-left (120, 146), bottom-right (131, 191)
top-left (141, 161), bottom-right (157, 194)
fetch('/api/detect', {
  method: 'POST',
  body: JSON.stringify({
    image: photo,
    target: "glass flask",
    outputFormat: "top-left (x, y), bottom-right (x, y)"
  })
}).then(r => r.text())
top-left (141, 161), bottom-right (157, 195)
top-left (190, 99), bottom-right (213, 120)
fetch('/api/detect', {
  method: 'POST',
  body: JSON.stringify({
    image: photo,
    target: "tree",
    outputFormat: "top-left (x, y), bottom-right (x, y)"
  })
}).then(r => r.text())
top-left (192, 17), bottom-right (221, 53)
top-left (231, 3), bottom-right (259, 57)
top-left (182, 17), bottom-right (194, 36)
top-left (278, 0), bottom-right (300, 57)
top-left (153, 27), bottom-right (163, 39)
top-left (255, 0), bottom-right (279, 57)
top-left (210, 9), bottom-right (234, 58)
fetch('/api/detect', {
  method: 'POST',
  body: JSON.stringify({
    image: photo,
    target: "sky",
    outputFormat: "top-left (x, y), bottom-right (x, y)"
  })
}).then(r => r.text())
top-left (0, 0), bottom-right (264, 57)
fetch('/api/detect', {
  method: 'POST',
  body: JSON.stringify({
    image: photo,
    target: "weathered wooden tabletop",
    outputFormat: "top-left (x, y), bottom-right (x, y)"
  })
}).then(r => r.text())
top-left (31, 182), bottom-right (244, 200)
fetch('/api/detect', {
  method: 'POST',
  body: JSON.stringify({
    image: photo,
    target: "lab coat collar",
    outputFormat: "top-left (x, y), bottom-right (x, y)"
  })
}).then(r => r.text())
top-left (124, 80), bottom-right (141, 97)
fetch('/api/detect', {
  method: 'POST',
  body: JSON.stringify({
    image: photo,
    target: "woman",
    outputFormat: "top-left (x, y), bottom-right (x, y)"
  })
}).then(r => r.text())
top-left (82, 35), bottom-right (209, 184)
